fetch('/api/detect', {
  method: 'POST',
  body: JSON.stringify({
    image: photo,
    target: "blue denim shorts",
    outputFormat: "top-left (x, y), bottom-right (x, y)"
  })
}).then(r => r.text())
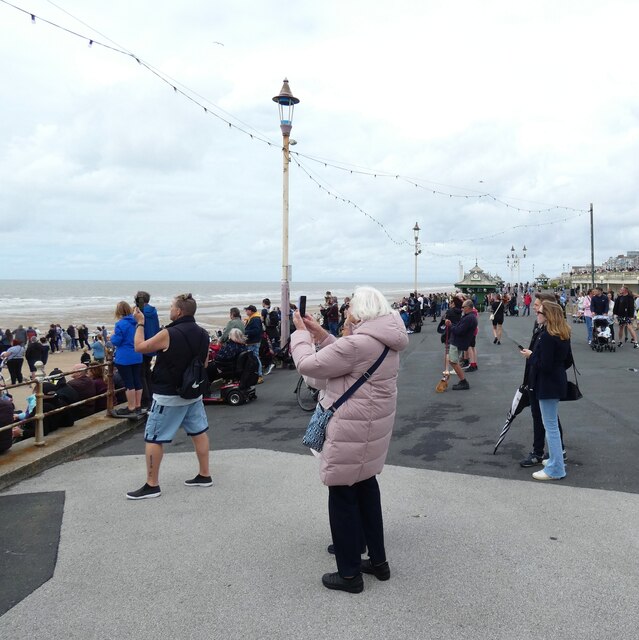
top-left (144, 400), bottom-right (208, 444)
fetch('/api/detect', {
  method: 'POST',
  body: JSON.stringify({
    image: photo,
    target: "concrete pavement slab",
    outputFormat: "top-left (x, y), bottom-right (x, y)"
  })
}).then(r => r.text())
top-left (2, 449), bottom-right (638, 640)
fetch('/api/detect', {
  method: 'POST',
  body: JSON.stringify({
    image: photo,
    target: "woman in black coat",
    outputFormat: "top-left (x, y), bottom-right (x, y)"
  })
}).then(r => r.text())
top-left (520, 301), bottom-right (571, 480)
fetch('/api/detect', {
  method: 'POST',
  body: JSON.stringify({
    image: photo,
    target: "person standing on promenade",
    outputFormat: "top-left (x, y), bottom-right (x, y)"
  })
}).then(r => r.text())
top-left (613, 286), bottom-right (638, 348)
top-left (519, 301), bottom-right (571, 481)
top-left (490, 294), bottom-right (505, 344)
top-left (244, 305), bottom-right (264, 382)
top-left (135, 290), bottom-right (161, 408)
top-left (590, 287), bottom-right (608, 317)
top-left (445, 299), bottom-right (478, 390)
top-left (519, 292), bottom-right (566, 468)
top-left (126, 293), bottom-right (211, 500)
top-left (523, 291), bottom-right (532, 316)
top-left (261, 298), bottom-right (281, 352)
top-left (582, 289), bottom-right (593, 343)
top-left (291, 286), bottom-right (408, 593)
top-left (109, 301), bottom-right (143, 418)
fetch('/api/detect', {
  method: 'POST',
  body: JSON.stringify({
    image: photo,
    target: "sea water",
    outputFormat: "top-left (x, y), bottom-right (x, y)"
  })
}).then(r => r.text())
top-left (0, 280), bottom-right (454, 330)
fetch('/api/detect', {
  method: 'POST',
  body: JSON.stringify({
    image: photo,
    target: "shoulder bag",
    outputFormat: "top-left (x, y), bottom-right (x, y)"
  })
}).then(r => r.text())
top-left (302, 346), bottom-right (390, 452)
top-left (490, 301), bottom-right (503, 322)
top-left (562, 347), bottom-right (582, 401)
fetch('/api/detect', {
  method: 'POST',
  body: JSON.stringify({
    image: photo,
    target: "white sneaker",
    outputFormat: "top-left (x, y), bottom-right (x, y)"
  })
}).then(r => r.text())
top-left (532, 470), bottom-right (565, 481)
top-left (264, 364), bottom-right (275, 376)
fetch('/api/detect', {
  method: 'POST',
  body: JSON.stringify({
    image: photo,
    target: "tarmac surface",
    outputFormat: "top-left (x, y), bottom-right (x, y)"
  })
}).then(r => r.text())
top-left (1, 313), bottom-right (638, 639)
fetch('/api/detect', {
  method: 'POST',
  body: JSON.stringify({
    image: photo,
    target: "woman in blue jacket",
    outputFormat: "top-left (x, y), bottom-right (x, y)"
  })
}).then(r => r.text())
top-left (110, 301), bottom-right (143, 418)
top-left (520, 301), bottom-right (571, 481)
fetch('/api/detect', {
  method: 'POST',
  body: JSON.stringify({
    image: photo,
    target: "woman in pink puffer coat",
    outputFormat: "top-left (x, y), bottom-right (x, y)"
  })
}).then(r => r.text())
top-left (291, 286), bottom-right (408, 594)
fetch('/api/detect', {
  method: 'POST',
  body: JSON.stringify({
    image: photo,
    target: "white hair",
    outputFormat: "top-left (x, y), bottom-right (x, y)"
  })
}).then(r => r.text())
top-left (228, 328), bottom-right (247, 344)
top-left (348, 286), bottom-right (393, 322)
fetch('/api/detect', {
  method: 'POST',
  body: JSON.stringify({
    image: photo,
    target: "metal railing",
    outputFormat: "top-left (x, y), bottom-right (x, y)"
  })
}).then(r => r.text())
top-left (0, 348), bottom-right (124, 448)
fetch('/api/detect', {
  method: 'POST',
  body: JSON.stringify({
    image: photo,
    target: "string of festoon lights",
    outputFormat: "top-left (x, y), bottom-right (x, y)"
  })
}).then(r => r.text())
top-left (2, 0), bottom-right (591, 250)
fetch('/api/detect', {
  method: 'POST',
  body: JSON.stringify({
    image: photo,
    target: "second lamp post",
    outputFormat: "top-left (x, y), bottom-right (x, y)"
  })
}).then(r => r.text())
top-left (413, 222), bottom-right (421, 295)
top-left (272, 78), bottom-right (300, 347)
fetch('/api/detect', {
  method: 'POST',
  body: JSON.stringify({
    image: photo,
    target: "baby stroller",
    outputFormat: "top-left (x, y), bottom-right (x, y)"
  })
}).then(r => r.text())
top-left (591, 315), bottom-right (615, 352)
top-left (203, 350), bottom-right (259, 406)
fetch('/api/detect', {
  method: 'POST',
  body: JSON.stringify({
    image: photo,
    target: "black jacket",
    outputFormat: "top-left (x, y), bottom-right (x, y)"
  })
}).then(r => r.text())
top-left (613, 294), bottom-right (634, 318)
top-left (528, 332), bottom-right (572, 400)
top-left (449, 312), bottom-right (478, 351)
top-left (590, 294), bottom-right (608, 316)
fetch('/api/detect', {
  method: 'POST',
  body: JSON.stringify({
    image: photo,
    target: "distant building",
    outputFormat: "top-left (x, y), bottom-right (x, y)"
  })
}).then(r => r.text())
top-left (455, 263), bottom-right (499, 296)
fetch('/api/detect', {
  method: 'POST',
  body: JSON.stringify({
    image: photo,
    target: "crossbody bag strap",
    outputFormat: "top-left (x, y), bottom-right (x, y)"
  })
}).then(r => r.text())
top-left (329, 346), bottom-right (390, 412)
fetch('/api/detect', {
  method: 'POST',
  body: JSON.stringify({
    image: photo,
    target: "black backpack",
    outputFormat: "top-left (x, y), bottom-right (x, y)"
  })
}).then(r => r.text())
top-left (175, 328), bottom-right (209, 399)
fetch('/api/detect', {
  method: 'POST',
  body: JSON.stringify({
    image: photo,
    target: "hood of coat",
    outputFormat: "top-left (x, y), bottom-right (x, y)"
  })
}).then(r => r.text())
top-left (352, 311), bottom-right (408, 352)
top-left (119, 315), bottom-right (137, 329)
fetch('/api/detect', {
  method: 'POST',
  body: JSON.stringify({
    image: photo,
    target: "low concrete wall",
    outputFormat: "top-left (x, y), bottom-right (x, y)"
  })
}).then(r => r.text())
top-left (0, 412), bottom-right (144, 492)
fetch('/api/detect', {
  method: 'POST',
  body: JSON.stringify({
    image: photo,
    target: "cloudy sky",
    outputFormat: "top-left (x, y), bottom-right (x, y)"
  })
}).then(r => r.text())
top-left (1, 0), bottom-right (638, 285)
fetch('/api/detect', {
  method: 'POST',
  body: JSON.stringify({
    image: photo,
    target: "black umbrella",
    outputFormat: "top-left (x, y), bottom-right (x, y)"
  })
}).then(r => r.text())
top-left (493, 384), bottom-right (530, 454)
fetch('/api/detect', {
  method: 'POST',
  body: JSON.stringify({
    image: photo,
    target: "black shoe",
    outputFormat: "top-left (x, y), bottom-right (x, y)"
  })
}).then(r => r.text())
top-left (361, 559), bottom-right (391, 581)
top-left (113, 407), bottom-right (139, 419)
top-left (327, 543), bottom-right (366, 555)
top-left (519, 452), bottom-right (544, 468)
top-left (321, 572), bottom-right (364, 593)
top-left (466, 364), bottom-right (478, 372)
top-left (184, 474), bottom-right (213, 487)
top-left (497, 340), bottom-right (501, 345)
top-left (452, 379), bottom-right (469, 390)
top-left (493, 337), bottom-right (498, 344)
top-left (126, 483), bottom-right (161, 500)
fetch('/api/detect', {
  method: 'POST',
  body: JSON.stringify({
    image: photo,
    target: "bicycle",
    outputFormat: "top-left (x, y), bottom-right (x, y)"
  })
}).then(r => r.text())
top-left (295, 375), bottom-right (319, 411)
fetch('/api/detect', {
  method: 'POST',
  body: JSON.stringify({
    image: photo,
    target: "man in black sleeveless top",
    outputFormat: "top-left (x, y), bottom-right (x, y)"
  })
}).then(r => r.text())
top-left (126, 293), bottom-right (211, 500)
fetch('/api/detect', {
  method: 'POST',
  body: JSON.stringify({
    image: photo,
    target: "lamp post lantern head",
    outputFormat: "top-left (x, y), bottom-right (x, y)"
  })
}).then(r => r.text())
top-left (413, 222), bottom-right (420, 242)
top-left (273, 78), bottom-right (299, 137)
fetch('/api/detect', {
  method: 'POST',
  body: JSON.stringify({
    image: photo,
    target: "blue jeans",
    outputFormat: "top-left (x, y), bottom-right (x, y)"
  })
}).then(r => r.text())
top-left (538, 398), bottom-right (566, 478)
top-left (584, 316), bottom-right (593, 342)
top-left (247, 343), bottom-right (262, 376)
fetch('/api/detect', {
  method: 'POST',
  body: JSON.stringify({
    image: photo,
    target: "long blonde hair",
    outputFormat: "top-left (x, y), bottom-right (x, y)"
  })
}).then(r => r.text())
top-left (540, 301), bottom-right (570, 340)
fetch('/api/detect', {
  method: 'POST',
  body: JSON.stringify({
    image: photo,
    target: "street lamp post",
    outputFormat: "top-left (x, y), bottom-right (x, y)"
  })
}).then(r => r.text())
top-left (273, 78), bottom-right (299, 348)
top-left (413, 222), bottom-right (421, 295)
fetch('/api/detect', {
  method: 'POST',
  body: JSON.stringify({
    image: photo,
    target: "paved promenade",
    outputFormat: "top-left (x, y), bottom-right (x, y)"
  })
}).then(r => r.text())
top-left (1, 313), bottom-right (638, 639)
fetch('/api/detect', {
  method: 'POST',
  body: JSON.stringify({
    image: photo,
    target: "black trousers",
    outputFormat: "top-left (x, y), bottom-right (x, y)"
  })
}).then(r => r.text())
top-left (6, 358), bottom-right (24, 384)
top-left (328, 476), bottom-right (386, 577)
top-left (141, 355), bottom-right (154, 407)
top-left (529, 388), bottom-right (564, 456)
